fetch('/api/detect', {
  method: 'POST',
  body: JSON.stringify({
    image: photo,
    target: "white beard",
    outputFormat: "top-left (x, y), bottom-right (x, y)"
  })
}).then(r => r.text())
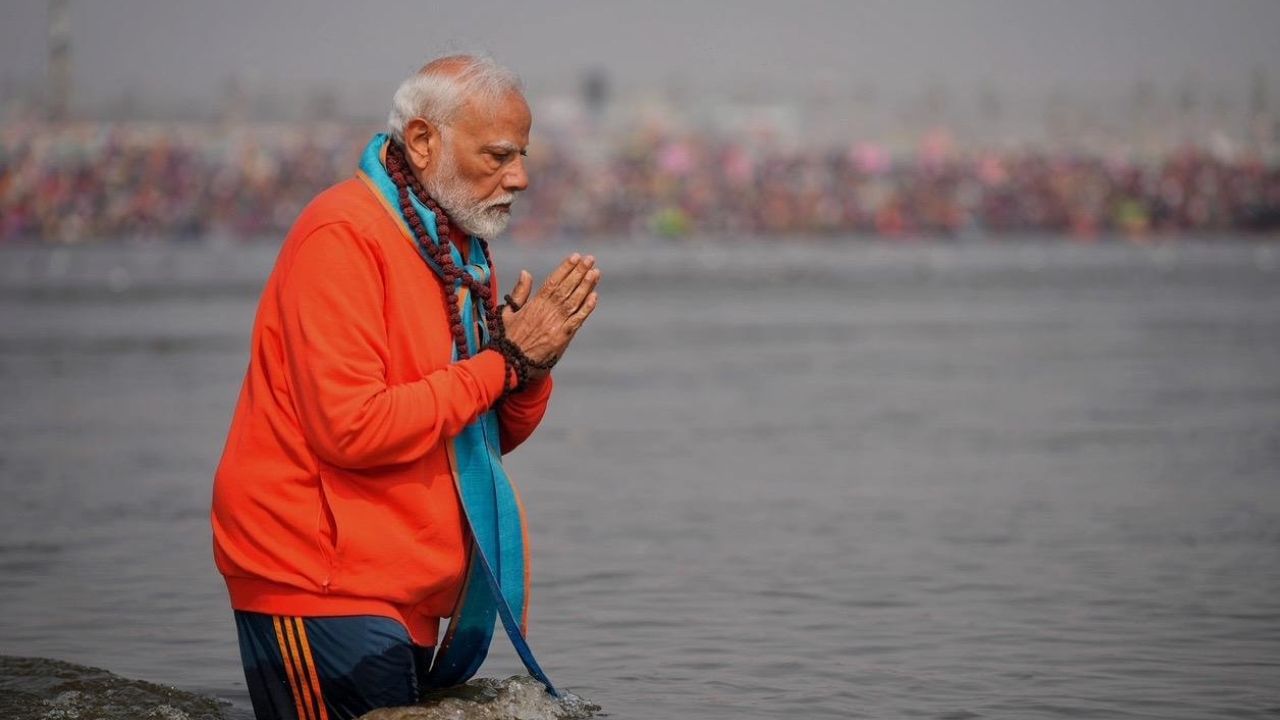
top-left (423, 145), bottom-right (514, 239)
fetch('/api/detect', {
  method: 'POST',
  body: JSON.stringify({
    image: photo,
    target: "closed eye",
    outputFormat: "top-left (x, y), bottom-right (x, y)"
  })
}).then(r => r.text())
top-left (485, 145), bottom-right (528, 165)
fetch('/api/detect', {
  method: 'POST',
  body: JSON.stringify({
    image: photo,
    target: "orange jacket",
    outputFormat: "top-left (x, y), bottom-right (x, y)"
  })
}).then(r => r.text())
top-left (211, 177), bottom-right (553, 645)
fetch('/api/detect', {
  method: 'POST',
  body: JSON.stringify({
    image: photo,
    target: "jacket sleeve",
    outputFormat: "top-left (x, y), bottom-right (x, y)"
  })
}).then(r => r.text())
top-left (498, 373), bottom-right (554, 454)
top-left (278, 222), bottom-right (509, 469)
top-left (485, 266), bottom-right (555, 454)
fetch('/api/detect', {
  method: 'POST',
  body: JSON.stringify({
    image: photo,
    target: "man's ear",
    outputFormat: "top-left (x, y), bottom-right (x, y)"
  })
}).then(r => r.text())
top-left (403, 118), bottom-right (439, 174)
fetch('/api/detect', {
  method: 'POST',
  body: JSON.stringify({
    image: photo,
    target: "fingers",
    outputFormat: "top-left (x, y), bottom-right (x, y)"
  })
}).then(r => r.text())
top-left (564, 266), bottom-right (600, 313)
top-left (503, 252), bottom-right (598, 361)
top-left (543, 253), bottom-right (582, 288)
top-left (564, 291), bottom-right (598, 333)
top-left (510, 269), bottom-right (533, 306)
top-left (553, 254), bottom-right (594, 301)
top-left (545, 254), bottom-right (595, 302)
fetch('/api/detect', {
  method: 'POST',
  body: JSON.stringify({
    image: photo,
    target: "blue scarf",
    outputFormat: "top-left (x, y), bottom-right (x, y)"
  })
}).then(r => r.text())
top-left (357, 133), bottom-right (559, 696)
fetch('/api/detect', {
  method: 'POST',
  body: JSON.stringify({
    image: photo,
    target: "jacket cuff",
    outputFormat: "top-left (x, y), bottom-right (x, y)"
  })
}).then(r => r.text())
top-left (466, 349), bottom-right (512, 403)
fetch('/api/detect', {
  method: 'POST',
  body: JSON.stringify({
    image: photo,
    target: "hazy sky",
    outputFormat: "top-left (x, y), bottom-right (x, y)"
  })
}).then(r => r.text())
top-left (2, 0), bottom-right (1279, 116)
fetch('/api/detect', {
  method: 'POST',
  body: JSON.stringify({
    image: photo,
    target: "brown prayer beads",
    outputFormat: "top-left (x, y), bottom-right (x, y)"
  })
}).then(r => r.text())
top-left (385, 141), bottom-right (533, 395)
top-left (385, 142), bottom-right (501, 353)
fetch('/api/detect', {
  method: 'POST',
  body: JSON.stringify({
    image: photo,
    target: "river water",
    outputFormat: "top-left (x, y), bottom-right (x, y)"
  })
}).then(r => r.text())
top-left (1, 239), bottom-right (1278, 719)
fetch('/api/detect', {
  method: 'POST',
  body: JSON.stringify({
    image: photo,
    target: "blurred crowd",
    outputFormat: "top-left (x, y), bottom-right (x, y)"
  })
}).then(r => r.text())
top-left (3, 122), bottom-right (1279, 243)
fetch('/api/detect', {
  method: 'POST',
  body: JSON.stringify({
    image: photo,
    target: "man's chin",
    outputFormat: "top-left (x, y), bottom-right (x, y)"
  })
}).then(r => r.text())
top-left (460, 213), bottom-right (511, 239)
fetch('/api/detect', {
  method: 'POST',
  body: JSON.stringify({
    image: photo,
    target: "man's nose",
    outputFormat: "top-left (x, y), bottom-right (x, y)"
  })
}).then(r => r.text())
top-left (502, 157), bottom-right (529, 193)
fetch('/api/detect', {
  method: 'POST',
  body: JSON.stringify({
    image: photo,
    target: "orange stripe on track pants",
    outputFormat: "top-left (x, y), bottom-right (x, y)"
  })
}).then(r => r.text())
top-left (234, 611), bottom-right (436, 720)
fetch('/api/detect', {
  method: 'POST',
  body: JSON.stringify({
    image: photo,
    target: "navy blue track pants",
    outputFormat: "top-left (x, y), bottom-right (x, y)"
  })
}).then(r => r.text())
top-left (234, 611), bottom-right (436, 720)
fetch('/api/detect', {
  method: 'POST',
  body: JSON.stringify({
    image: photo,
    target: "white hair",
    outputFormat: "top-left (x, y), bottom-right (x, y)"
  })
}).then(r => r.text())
top-left (387, 55), bottom-right (523, 143)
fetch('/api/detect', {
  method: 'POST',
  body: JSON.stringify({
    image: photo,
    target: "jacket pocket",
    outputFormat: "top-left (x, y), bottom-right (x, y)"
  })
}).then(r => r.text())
top-left (316, 472), bottom-right (342, 590)
top-left (310, 461), bottom-right (466, 605)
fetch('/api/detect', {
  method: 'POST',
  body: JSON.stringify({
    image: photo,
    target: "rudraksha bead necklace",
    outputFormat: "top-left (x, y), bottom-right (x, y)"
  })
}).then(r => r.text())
top-left (385, 141), bottom-right (501, 358)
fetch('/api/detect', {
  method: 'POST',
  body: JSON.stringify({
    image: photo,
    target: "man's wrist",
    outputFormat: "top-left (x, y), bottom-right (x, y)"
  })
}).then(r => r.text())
top-left (484, 340), bottom-right (531, 395)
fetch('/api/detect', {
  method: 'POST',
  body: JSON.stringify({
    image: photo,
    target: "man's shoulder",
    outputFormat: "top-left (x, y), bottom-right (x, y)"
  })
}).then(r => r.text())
top-left (280, 177), bottom-right (406, 261)
top-left (294, 177), bottom-right (385, 233)
top-left (269, 178), bottom-right (398, 282)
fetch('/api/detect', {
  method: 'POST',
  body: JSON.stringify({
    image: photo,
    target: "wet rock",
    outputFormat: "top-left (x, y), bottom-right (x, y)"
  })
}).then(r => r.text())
top-left (359, 676), bottom-right (599, 720)
top-left (0, 656), bottom-right (227, 720)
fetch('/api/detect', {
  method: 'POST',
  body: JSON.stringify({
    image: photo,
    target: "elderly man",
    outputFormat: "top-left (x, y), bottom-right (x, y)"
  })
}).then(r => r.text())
top-left (211, 55), bottom-right (598, 720)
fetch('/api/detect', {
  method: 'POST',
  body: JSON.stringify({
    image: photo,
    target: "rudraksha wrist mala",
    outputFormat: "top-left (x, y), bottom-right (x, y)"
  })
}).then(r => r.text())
top-left (484, 335), bottom-right (558, 394)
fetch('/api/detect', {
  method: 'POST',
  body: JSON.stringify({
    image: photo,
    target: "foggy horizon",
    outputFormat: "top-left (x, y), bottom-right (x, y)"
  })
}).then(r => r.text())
top-left (2, 0), bottom-right (1279, 125)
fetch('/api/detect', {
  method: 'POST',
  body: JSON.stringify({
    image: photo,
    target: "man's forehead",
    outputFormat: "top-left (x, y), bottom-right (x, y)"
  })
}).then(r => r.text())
top-left (450, 91), bottom-right (532, 144)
